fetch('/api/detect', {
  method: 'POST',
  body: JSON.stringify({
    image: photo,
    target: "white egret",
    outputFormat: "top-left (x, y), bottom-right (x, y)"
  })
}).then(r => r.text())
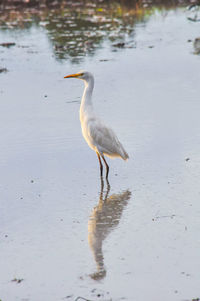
top-left (64, 71), bottom-right (129, 179)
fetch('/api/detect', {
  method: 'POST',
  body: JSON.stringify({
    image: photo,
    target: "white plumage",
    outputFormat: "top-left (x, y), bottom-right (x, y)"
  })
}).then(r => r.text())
top-left (64, 71), bottom-right (129, 179)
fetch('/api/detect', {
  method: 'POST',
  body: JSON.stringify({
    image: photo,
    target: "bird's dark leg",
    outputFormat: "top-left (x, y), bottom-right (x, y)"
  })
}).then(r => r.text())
top-left (101, 154), bottom-right (109, 181)
top-left (99, 172), bottom-right (110, 202)
top-left (96, 152), bottom-right (103, 177)
top-left (100, 176), bottom-right (104, 201)
top-left (104, 179), bottom-right (110, 201)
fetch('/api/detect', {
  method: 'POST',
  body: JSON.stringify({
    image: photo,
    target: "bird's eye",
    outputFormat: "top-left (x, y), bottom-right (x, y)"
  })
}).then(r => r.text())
top-left (79, 72), bottom-right (84, 76)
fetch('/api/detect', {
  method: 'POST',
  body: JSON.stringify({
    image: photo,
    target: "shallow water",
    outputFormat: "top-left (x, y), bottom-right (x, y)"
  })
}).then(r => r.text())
top-left (0, 3), bottom-right (200, 301)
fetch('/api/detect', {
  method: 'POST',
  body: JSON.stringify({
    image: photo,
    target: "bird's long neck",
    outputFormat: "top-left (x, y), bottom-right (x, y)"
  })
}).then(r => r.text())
top-left (80, 77), bottom-right (94, 120)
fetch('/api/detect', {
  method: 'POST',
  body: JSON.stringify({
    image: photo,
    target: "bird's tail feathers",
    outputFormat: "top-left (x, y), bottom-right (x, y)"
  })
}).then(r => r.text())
top-left (118, 143), bottom-right (129, 161)
top-left (122, 150), bottom-right (129, 161)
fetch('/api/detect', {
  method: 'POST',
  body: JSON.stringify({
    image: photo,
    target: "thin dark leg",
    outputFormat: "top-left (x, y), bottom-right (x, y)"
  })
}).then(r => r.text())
top-left (104, 179), bottom-right (110, 200)
top-left (100, 176), bottom-right (104, 201)
top-left (101, 154), bottom-right (109, 181)
top-left (96, 152), bottom-right (103, 177)
top-left (99, 174), bottom-right (110, 202)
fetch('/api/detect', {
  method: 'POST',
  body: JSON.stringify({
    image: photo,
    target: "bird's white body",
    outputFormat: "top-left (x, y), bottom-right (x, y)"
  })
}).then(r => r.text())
top-left (79, 73), bottom-right (128, 160)
top-left (64, 71), bottom-right (128, 179)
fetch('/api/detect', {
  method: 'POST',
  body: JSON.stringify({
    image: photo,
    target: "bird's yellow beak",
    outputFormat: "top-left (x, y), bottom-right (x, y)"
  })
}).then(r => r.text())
top-left (64, 72), bottom-right (82, 79)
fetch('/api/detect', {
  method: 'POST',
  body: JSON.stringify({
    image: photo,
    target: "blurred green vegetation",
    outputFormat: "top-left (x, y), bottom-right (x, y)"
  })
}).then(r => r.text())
top-left (0, 0), bottom-right (199, 62)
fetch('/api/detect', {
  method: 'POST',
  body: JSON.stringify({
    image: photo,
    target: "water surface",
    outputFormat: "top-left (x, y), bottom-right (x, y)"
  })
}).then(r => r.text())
top-left (0, 2), bottom-right (200, 301)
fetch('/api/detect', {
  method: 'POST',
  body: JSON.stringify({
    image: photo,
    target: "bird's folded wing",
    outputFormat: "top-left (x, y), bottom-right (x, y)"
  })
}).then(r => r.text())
top-left (87, 119), bottom-right (129, 159)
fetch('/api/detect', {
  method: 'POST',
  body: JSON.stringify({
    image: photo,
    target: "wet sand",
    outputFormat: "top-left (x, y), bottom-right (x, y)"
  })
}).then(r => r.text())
top-left (0, 5), bottom-right (200, 301)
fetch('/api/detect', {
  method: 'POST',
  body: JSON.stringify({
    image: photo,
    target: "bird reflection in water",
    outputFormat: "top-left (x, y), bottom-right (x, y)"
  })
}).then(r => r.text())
top-left (88, 178), bottom-right (131, 280)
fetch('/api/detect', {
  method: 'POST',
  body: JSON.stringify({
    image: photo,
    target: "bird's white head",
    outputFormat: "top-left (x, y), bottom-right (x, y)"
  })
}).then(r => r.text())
top-left (64, 70), bottom-right (93, 82)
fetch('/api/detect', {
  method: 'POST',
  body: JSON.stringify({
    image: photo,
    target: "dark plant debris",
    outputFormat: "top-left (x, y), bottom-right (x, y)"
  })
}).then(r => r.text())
top-left (11, 278), bottom-right (24, 284)
top-left (0, 67), bottom-right (8, 73)
top-left (62, 295), bottom-right (73, 299)
top-left (113, 42), bottom-right (125, 48)
top-left (0, 42), bottom-right (16, 48)
top-left (194, 37), bottom-right (200, 54)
